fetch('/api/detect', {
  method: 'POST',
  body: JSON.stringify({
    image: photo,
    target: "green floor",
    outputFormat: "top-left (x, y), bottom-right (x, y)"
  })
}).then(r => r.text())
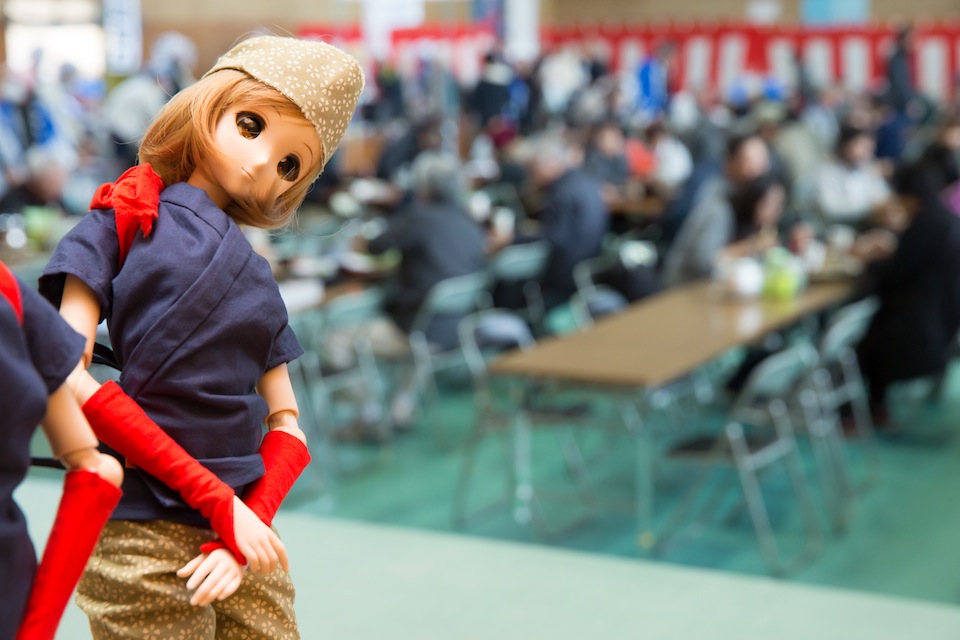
top-left (290, 361), bottom-right (960, 607)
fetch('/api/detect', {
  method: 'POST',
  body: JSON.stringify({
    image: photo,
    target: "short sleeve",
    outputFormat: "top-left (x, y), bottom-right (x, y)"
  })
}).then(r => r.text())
top-left (38, 208), bottom-right (120, 320)
top-left (20, 278), bottom-right (85, 394)
top-left (265, 323), bottom-right (304, 371)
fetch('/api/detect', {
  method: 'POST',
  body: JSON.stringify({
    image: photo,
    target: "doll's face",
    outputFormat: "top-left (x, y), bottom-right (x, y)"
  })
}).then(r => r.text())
top-left (189, 101), bottom-right (320, 210)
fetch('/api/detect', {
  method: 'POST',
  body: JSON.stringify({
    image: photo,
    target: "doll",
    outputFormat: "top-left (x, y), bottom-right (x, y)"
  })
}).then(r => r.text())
top-left (1, 261), bottom-right (123, 640)
top-left (38, 35), bottom-right (364, 637)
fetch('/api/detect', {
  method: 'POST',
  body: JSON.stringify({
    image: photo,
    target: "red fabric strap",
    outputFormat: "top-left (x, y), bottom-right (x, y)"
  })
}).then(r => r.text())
top-left (89, 164), bottom-right (164, 269)
top-left (81, 381), bottom-right (244, 563)
top-left (0, 261), bottom-right (23, 325)
top-left (200, 430), bottom-right (311, 557)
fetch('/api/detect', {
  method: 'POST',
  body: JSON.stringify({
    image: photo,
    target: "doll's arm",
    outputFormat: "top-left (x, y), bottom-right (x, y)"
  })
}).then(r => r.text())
top-left (58, 276), bottom-right (287, 574)
top-left (16, 380), bottom-right (123, 640)
top-left (195, 364), bottom-right (311, 562)
top-left (41, 375), bottom-right (122, 482)
top-left (60, 275), bottom-right (101, 368)
top-left (258, 363), bottom-right (307, 443)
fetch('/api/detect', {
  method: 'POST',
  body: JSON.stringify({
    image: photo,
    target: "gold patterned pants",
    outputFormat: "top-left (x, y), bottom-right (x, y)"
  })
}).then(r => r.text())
top-left (76, 520), bottom-right (299, 639)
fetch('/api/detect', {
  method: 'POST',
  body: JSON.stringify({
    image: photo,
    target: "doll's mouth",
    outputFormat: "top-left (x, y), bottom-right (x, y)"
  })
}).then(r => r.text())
top-left (242, 168), bottom-right (254, 181)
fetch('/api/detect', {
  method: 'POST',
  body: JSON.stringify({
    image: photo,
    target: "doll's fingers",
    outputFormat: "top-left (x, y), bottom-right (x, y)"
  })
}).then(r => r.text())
top-left (206, 568), bottom-right (242, 604)
top-left (240, 542), bottom-right (262, 574)
top-left (177, 553), bottom-right (206, 578)
top-left (190, 563), bottom-right (230, 606)
top-left (218, 574), bottom-right (243, 601)
top-left (184, 561), bottom-right (214, 590)
top-left (273, 537), bottom-right (290, 573)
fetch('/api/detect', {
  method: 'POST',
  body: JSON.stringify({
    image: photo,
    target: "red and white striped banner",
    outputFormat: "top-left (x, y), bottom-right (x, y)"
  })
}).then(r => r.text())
top-left (300, 22), bottom-right (960, 101)
top-left (543, 22), bottom-right (960, 100)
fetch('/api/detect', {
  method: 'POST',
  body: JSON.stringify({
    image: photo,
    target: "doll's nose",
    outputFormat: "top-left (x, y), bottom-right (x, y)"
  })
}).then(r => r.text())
top-left (246, 149), bottom-right (273, 178)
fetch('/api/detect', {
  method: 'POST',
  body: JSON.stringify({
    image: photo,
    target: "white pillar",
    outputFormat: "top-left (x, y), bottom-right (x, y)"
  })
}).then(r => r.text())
top-left (504, 0), bottom-right (539, 63)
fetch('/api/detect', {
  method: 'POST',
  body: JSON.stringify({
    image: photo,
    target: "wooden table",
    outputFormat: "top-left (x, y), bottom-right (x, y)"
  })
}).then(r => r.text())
top-left (489, 279), bottom-right (855, 547)
top-left (492, 280), bottom-right (853, 387)
top-left (608, 194), bottom-right (665, 219)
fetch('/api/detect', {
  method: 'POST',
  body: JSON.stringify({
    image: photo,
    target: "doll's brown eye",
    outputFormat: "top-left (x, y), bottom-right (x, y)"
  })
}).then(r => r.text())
top-left (236, 113), bottom-right (263, 139)
top-left (278, 155), bottom-right (300, 182)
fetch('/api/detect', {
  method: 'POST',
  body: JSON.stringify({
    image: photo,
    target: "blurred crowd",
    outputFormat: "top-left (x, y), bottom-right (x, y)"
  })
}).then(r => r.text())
top-left (4, 24), bottom-right (960, 431)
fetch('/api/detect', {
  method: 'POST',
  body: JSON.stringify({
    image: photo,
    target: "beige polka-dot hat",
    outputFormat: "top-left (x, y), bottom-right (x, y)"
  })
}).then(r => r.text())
top-left (205, 35), bottom-right (365, 168)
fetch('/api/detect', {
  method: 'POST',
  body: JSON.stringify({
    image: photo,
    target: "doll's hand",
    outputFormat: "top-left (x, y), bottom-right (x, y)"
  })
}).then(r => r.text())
top-left (177, 548), bottom-right (245, 606)
top-left (232, 496), bottom-right (289, 574)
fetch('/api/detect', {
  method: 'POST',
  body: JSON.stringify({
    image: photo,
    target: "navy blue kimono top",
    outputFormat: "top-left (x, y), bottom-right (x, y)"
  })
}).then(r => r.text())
top-left (39, 182), bottom-right (303, 525)
top-left (1, 274), bottom-right (84, 636)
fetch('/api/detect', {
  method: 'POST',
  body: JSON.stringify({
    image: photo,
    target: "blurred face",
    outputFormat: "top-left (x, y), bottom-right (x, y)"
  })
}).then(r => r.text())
top-left (728, 138), bottom-right (769, 184)
top-left (595, 126), bottom-right (624, 156)
top-left (189, 101), bottom-right (320, 211)
top-left (843, 135), bottom-right (875, 165)
top-left (755, 184), bottom-right (785, 227)
top-left (941, 125), bottom-right (960, 151)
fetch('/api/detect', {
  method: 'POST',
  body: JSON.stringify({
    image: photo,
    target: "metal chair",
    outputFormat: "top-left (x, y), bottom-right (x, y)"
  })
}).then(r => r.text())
top-left (569, 284), bottom-right (629, 329)
top-left (488, 240), bottom-right (550, 329)
top-left (663, 343), bottom-right (823, 577)
top-left (573, 254), bottom-right (618, 296)
top-left (811, 297), bottom-right (880, 489)
top-left (452, 309), bottom-right (595, 531)
top-left (290, 287), bottom-right (392, 451)
top-left (407, 270), bottom-right (492, 437)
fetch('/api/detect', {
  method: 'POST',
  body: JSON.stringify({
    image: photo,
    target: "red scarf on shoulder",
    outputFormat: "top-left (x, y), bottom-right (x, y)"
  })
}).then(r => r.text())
top-left (89, 164), bottom-right (165, 269)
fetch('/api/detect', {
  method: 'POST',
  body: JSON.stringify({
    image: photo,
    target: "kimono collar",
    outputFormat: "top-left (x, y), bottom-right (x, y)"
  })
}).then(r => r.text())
top-left (90, 164), bottom-right (165, 269)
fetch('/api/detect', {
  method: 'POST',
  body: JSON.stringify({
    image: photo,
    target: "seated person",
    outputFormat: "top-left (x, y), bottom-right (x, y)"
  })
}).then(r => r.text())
top-left (851, 162), bottom-right (960, 427)
top-left (527, 132), bottom-right (609, 309)
top-left (583, 118), bottom-right (630, 201)
top-left (646, 120), bottom-right (692, 198)
top-left (359, 151), bottom-right (488, 349)
top-left (374, 112), bottom-right (443, 183)
top-left (661, 132), bottom-right (771, 286)
top-left (814, 123), bottom-right (893, 227)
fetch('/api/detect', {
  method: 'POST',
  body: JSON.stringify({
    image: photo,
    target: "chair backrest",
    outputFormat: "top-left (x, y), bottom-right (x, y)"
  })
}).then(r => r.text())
top-left (819, 297), bottom-right (878, 364)
top-left (459, 309), bottom-right (534, 405)
top-left (489, 241), bottom-right (550, 283)
top-left (321, 287), bottom-right (385, 332)
top-left (734, 342), bottom-right (820, 411)
top-left (573, 254), bottom-right (617, 294)
top-left (411, 270), bottom-right (490, 334)
top-left (480, 182), bottom-right (526, 223)
top-left (570, 284), bottom-right (629, 329)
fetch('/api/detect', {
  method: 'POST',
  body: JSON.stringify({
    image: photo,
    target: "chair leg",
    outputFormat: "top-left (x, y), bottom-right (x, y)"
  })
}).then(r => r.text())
top-left (798, 390), bottom-right (849, 533)
top-left (556, 429), bottom-right (591, 488)
top-left (452, 416), bottom-right (492, 528)
top-left (773, 410), bottom-right (825, 573)
top-left (843, 357), bottom-right (882, 489)
top-left (727, 422), bottom-right (784, 575)
top-left (728, 408), bottom-right (823, 577)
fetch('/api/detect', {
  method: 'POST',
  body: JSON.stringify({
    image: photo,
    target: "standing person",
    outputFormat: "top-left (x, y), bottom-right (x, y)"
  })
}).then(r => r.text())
top-left (885, 24), bottom-right (916, 115)
top-left (39, 35), bottom-right (364, 638)
top-left (634, 40), bottom-right (678, 124)
top-left (1, 262), bottom-right (122, 640)
top-left (101, 32), bottom-right (198, 171)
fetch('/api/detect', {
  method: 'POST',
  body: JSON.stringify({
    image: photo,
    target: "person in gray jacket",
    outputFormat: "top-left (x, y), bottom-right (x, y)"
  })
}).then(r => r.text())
top-left (662, 132), bottom-right (770, 286)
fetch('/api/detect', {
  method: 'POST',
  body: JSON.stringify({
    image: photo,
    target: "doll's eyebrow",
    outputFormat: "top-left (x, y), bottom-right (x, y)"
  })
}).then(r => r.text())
top-left (300, 141), bottom-right (315, 165)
